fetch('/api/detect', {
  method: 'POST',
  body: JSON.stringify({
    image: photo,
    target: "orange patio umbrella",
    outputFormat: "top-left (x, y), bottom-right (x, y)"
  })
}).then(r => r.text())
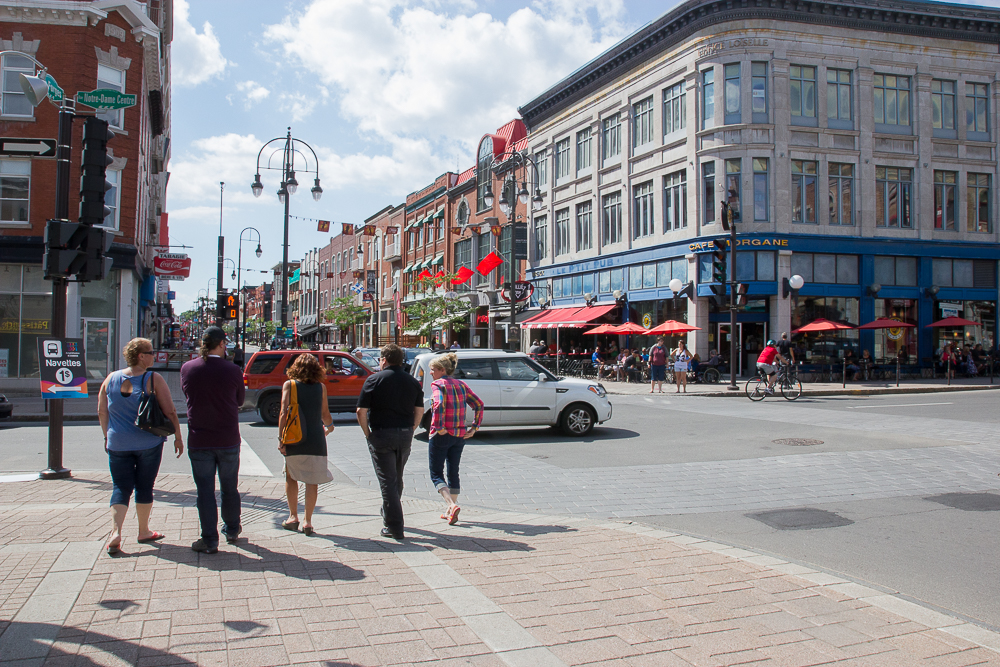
top-left (606, 322), bottom-right (649, 335)
top-left (792, 318), bottom-right (856, 334)
top-left (583, 323), bottom-right (618, 335)
top-left (647, 320), bottom-right (701, 335)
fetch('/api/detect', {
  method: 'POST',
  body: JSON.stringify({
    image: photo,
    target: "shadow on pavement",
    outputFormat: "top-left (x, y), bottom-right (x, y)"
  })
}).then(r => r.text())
top-left (309, 527), bottom-right (535, 554)
top-left (457, 521), bottom-right (578, 537)
top-left (0, 621), bottom-right (198, 665)
top-left (459, 426), bottom-right (640, 446)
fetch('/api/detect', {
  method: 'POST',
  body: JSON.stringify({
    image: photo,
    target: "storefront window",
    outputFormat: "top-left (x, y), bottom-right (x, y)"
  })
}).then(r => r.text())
top-left (0, 264), bottom-right (55, 378)
top-left (791, 297), bottom-right (859, 363)
top-left (873, 298), bottom-right (917, 360)
top-left (932, 300), bottom-right (994, 351)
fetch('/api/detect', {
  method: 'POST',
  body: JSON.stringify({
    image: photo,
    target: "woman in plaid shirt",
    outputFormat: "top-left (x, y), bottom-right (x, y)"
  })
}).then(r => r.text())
top-left (428, 353), bottom-right (484, 525)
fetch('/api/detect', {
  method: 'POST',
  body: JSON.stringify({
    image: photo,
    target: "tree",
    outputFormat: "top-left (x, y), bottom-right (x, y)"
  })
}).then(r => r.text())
top-left (403, 273), bottom-right (471, 338)
top-left (324, 296), bottom-right (370, 346)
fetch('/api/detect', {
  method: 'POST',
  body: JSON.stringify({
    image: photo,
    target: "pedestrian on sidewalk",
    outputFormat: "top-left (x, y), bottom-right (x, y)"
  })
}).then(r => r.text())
top-left (356, 344), bottom-right (424, 540)
top-left (278, 354), bottom-right (334, 536)
top-left (673, 340), bottom-right (691, 393)
top-left (649, 337), bottom-right (668, 393)
top-left (98, 338), bottom-right (183, 556)
top-left (180, 326), bottom-right (245, 554)
top-left (427, 353), bottom-right (484, 526)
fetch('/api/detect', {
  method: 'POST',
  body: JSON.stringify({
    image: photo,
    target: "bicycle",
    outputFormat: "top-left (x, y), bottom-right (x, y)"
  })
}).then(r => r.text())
top-left (746, 363), bottom-right (802, 401)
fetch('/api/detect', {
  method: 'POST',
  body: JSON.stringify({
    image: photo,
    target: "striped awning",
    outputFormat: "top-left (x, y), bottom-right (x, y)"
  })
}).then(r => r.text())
top-left (521, 304), bottom-right (617, 329)
top-left (431, 254), bottom-right (443, 266)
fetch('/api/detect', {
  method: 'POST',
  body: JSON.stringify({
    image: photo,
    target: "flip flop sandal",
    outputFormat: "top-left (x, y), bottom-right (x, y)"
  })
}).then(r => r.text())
top-left (106, 538), bottom-right (122, 556)
top-left (137, 532), bottom-right (165, 543)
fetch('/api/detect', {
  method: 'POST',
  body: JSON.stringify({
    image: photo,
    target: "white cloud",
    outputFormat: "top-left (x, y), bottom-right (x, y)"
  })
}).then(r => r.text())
top-left (172, 0), bottom-right (230, 86)
top-left (236, 81), bottom-right (270, 109)
top-left (278, 92), bottom-right (317, 122)
top-left (263, 0), bottom-right (628, 164)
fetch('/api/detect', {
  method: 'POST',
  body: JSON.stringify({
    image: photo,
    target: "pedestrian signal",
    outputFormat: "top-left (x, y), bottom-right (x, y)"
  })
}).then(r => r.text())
top-left (217, 291), bottom-right (238, 320)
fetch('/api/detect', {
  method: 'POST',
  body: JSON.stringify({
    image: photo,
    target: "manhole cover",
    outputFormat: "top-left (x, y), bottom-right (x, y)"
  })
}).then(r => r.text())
top-left (926, 492), bottom-right (1000, 512)
top-left (772, 438), bottom-right (824, 446)
top-left (748, 508), bottom-right (854, 530)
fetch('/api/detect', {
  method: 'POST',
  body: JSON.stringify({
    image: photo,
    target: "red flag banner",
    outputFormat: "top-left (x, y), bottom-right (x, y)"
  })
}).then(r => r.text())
top-left (450, 227), bottom-right (464, 235)
top-left (342, 223), bottom-right (355, 235)
top-left (476, 251), bottom-right (503, 276)
top-left (317, 220), bottom-right (330, 232)
top-left (433, 270), bottom-right (445, 286)
top-left (417, 269), bottom-right (432, 281)
top-left (362, 224), bottom-right (376, 236)
top-left (386, 226), bottom-right (399, 235)
top-left (451, 266), bottom-right (474, 284)
top-left (468, 225), bottom-right (481, 234)
top-left (490, 226), bottom-right (502, 237)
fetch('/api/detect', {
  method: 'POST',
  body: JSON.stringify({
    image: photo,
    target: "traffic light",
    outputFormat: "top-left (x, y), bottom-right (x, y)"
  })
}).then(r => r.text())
top-left (710, 238), bottom-right (728, 308)
top-left (217, 290), bottom-right (239, 320)
top-left (734, 283), bottom-right (748, 308)
top-left (43, 220), bottom-right (112, 281)
top-left (80, 117), bottom-right (114, 226)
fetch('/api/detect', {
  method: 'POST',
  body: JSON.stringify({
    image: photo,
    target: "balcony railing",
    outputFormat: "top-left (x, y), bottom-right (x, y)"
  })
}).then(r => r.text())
top-left (384, 241), bottom-right (400, 259)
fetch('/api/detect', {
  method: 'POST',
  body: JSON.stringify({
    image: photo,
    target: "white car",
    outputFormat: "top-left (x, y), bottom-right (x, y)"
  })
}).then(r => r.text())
top-left (411, 349), bottom-right (612, 436)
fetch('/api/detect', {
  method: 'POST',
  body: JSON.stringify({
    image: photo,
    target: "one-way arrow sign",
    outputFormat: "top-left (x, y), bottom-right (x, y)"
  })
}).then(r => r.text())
top-left (0, 138), bottom-right (56, 158)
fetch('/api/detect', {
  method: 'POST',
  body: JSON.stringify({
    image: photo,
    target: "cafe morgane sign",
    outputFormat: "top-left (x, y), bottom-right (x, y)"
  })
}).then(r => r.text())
top-left (153, 253), bottom-right (191, 280)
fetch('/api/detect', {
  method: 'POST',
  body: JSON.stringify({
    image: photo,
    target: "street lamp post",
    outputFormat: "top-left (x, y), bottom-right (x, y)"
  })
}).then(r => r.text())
top-left (251, 128), bottom-right (322, 332)
top-left (482, 152), bottom-right (544, 350)
top-left (217, 182), bottom-right (225, 324)
top-left (236, 227), bottom-right (262, 356)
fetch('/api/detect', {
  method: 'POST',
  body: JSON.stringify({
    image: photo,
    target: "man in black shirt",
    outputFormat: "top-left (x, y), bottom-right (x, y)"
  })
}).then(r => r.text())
top-left (356, 343), bottom-right (424, 539)
top-left (776, 332), bottom-right (795, 364)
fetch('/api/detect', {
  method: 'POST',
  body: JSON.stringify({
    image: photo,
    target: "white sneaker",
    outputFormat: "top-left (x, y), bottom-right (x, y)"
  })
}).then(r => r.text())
top-left (764, 387), bottom-right (774, 395)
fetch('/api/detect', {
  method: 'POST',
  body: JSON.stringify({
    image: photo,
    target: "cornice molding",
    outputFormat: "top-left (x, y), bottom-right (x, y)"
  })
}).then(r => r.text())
top-left (519, 0), bottom-right (1000, 129)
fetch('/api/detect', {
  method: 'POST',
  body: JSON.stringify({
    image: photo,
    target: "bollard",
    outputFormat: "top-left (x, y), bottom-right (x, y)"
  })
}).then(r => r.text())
top-left (896, 356), bottom-right (900, 388)
top-left (842, 358), bottom-right (846, 388)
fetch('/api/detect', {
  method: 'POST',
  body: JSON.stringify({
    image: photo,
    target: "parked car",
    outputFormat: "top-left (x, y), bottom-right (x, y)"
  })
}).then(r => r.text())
top-left (0, 394), bottom-right (12, 421)
top-left (243, 350), bottom-right (374, 425)
top-left (351, 347), bottom-right (381, 368)
top-left (410, 349), bottom-right (612, 436)
top-left (403, 347), bottom-right (432, 373)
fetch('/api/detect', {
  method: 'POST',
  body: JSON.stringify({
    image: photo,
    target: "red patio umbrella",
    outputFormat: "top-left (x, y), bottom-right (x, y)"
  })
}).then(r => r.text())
top-left (606, 322), bottom-right (649, 335)
top-left (647, 320), bottom-right (701, 335)
top-left (858, 317), bottom-right (916, 329)
top-left (583, 323), bottom-right (618, 335)
top-left (926, 316), bottom-right (981, 328)
top-left (792, 318), bottom-right (855, 334)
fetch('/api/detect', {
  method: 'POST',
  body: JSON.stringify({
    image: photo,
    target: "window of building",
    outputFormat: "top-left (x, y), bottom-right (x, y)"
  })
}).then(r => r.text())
top-left (875, 167), bottom-right (912, 228)
top-left (789, 65), bottom-right (816, 125)
top-left (533, 215), bottom-right (547, 260)
top-left (702, 162), bottom-right (715, 224)
top-left (628, 265), bottom-right (642, 291)
top-left (576, 201), bottom-right (593, 251)
top-left (602, 114), bottom-right (621, 163)
top-left (476, 138), bottom-right (492, 211)
top-left (499, 225), bottom-right (512, 276)
top-left (725, 159), bottom-right (741, 223)
top-left (602, 191), bottom-right (622, 245)
top-left (702, 69), bottom-right (715, 129)
top-left (664, 171), bottom-right (687, 232)
top-left (534, 151), bottom-right (547, 186)
top-left (791, 253), bottom-right (859, 284)
top-left (416, 226), bottom-right (422, 246)
top-left (102, 169), bottom-right (120, 229)
top-left (554, 138), bottom-right (570, 180)
top-left (968, 173), bottom-right (990, 233)
top-left (826, 68), bottom-right (852, 128)
top-left (97, 64), bottom-right (125, 129)
top-left (0, 159), bottom-right (30, 225)
top-left (752, 158), bottom-right (768, 222)
top-left (555, 208), bottom-right (570, 255)
top-left (633, 181), bottom-right (653, 239)
top-left (724, 63), bottom-right (740, 124)
top-left (934, 170), bottom-right (957, 230)
top-left (932, 80), bottom-right (957, 137)
top-left (966, 83), bottom-right (989, 140)
top-left (791, 160), bottom-right (817, 224)
top-left (874, 74), bottom-right (910, 131)
top-left (751, 62), bottom-right (767, 123)
top-left (576, 128), bottom-right (592, 173)
top-left (1, 54), bottom-right (34, 117)
top-left (828, 163), bottom-right (854, 226)
top-left (874, 256), bottom-right (917, 286)
top-left (663, 81), bottom-right (685, 136)
top-left (633, 96), bottom-right (654, 149)
top-left (733, 250), bottom-right (776, 282)
top-left (932, 259), bottom-right (976, 288)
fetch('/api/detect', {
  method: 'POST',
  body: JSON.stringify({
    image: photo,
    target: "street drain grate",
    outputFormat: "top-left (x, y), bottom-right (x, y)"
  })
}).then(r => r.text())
top-left (748, 508), bottom-right (854, 530)
top-left (530, 455), bottom-right (549, 460)
top-left (926, 492), bottom-right (1000, 512)
top-left (772, 438), bottom-right (824, 446)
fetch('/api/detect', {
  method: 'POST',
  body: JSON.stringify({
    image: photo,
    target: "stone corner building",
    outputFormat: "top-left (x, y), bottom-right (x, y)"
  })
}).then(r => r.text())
top-left (519, 0), bottom-right (1000, 373)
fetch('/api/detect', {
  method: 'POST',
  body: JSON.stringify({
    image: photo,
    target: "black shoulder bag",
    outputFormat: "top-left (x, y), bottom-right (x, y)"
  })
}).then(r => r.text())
top-left (135, 371), bottom-right (175, 437)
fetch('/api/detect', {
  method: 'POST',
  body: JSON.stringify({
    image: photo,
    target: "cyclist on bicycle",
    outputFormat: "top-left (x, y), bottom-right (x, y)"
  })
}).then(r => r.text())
top-left (756, 339), bottom-right (788, 395)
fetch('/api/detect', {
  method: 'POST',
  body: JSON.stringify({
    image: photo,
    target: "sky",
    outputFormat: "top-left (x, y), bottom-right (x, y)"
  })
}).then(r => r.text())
top-left (165, 0), bottom-right (1000, 312)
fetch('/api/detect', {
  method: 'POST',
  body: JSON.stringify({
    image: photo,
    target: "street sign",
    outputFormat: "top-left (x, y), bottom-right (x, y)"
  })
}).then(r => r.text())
top-left (36, 337), bottom-right (88, 399)
top-left (366, 270), bottom-right (377, 294)
top-left (153, 253), bottom-right (191, 279)
top-left (500, 281), bottom-right (534, 303)
top-left (167, 291), bottom-right (176, 300)
top-left (513, 222), bottom-right (528, 261)
top-left (75, 88), bottom-right (137, 110)
top-left (0, 137), bottom-right (56, 158)
top-left (45, 74), bottom-right (63, 102)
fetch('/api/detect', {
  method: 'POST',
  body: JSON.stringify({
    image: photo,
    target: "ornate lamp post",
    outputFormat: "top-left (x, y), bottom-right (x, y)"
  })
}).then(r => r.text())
top-left (482, 152), bottom-right (544, 350)
top-left (237, 227), bottom-right (262, 355)
top-left (251, 128), bottom-right (322, 330)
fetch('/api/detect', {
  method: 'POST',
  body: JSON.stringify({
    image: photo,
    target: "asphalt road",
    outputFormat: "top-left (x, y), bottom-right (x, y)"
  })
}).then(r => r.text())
top-left (2, 389), bottom-right (998, 632)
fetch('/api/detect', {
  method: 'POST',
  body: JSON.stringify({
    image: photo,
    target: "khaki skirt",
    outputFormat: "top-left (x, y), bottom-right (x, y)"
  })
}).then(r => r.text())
top-left (283, 455), bottom-right (334, 485)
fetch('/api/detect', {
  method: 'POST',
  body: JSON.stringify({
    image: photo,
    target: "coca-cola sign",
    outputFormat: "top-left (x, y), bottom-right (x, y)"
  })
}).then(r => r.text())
top-left (153, 253), bottom-right (191, 279)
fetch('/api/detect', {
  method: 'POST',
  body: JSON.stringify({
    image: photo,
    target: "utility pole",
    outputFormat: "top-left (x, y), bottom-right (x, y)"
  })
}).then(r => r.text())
top-left (726, 203), bottom-right (739, 391)
top-left (216, 182), bottom-right (224, 326)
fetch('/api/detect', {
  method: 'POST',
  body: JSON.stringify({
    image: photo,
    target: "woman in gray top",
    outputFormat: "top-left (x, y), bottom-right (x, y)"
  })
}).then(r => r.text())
top-left (277, 354), bottom-right (334, 536)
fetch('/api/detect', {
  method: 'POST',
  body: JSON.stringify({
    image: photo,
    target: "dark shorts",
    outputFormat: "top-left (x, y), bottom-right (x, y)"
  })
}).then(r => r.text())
top-left (108, 444), bottom-right (164, 506)
top-left (650, 365), bottom-right (666, 381)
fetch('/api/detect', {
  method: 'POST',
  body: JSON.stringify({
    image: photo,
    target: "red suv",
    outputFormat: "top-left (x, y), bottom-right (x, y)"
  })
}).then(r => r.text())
top-left (243, 350), bottom-right (373, 425)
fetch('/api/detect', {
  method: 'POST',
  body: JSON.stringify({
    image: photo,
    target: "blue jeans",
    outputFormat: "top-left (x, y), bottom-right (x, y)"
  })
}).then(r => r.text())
top-left (108, 444), bottom-right (163, 506)
top-left (189, 447), bottom-right (241, 545)
top-left (428, 433), bottom-right (465, 494)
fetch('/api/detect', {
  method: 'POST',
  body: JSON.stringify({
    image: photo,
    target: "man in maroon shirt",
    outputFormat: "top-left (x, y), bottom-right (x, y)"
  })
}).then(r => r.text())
top-left (180, 326), bottom-right (245, 554)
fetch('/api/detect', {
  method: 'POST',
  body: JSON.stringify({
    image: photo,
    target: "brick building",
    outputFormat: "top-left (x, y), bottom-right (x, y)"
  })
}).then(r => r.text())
top-left (0, 0), bottom-right (170, 385)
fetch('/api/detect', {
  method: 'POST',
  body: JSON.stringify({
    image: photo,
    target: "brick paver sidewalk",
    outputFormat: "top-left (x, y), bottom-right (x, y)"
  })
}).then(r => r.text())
top-left (1, 473), bottom-right (998, 666)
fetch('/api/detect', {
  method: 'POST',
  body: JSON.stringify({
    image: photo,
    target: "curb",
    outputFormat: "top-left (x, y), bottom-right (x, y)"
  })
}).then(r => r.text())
top-left (607, 384), bottom-right (1000, 398)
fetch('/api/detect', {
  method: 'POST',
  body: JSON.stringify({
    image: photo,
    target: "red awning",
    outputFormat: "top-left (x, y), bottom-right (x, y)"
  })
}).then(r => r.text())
top-left (523, 304), bottom-right (616, 329)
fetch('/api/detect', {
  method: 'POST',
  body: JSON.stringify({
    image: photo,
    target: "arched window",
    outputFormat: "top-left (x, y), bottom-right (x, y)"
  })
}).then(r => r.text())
top-left (456, 199), bottom-right (469, 227)
top-left (476, 137), bottom-right (493, 212)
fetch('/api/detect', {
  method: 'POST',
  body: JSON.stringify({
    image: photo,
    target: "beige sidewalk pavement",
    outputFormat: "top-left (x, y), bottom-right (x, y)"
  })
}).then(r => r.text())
top-left (1, 472), bottom-right (999, 666)
top-left (601, 375), bottom-right (1000, 397)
